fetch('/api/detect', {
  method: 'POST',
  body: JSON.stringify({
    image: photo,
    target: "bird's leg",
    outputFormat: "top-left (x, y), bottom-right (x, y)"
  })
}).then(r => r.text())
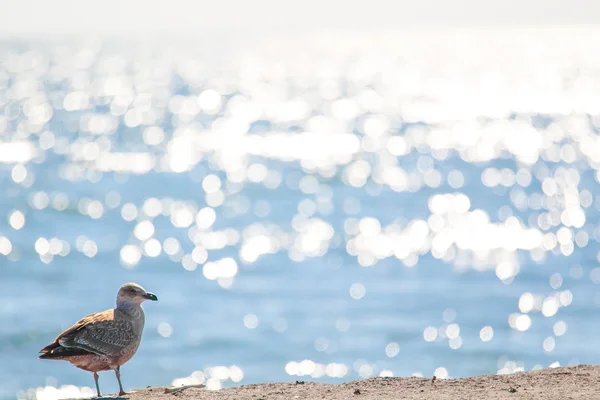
top-left (93, 372), bottom-right (101, 397)
top-left (115, 366), bottom-right (126, 396)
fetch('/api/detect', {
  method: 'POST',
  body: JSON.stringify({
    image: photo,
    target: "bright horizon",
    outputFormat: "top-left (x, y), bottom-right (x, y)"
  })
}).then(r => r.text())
top-left (1, 0), bottom-right (599, 37)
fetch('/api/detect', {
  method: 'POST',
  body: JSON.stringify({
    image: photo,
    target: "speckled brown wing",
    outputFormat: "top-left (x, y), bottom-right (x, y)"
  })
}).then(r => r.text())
top-left (55, 310), bottom-right (138, 357)
top-left (40, 312), bottom-right (106, 355)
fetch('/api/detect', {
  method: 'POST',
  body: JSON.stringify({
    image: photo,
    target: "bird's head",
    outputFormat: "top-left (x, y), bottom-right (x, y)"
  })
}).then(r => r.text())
top-left (117, 282), bottom-right (158, 305)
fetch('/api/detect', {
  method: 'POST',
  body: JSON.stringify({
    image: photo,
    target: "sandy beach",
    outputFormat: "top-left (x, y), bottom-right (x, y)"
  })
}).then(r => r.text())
top-left (110, 365), bottom-right (600, 400)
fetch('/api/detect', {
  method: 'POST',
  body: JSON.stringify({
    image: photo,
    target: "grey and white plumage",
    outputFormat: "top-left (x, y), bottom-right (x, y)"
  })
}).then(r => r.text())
top-left (39, 282), bottom-right (158, 397)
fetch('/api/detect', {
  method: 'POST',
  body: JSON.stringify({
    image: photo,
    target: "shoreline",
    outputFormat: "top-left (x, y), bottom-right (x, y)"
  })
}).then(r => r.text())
top-left (113, 365), bottom-right (598, 400)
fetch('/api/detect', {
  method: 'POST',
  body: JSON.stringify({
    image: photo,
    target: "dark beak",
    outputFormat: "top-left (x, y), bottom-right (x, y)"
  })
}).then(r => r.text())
top-left (143, 292), bottom-right (158, 301)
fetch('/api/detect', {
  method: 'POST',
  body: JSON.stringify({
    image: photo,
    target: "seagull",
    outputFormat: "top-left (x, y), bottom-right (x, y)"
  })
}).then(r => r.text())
top-left (39, 283), bottom-right (158, 397)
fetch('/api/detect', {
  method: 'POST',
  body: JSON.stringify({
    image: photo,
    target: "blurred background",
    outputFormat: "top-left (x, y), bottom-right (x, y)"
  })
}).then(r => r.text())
top-left (2, 1), bottom-right (600, 399)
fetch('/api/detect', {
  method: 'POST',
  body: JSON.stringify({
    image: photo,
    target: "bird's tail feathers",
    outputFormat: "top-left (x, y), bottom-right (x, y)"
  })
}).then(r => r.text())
top-left (39, 343), bottom-right (92, 359)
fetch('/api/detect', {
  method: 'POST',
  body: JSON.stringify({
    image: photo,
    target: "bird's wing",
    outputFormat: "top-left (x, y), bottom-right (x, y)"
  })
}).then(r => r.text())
top-left (55, 309), bottom-right (138, 357)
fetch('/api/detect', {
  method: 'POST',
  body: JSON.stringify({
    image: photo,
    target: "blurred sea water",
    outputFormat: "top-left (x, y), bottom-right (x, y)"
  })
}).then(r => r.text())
top-left (2, 28), bottom-right (600, 399)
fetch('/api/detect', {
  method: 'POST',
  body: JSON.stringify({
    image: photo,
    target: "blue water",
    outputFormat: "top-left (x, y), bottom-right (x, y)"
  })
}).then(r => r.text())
top-left (2, 31), bottom-right (600, 399)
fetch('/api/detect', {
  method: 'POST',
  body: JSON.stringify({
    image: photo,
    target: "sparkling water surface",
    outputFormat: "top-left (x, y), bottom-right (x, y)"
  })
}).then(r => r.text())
top-left (2, 29), bottom-right (600, 400)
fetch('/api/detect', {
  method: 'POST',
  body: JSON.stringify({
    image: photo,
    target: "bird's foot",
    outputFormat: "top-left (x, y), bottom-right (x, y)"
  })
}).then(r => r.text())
top-left (118, 391), bottom-right (127, 396)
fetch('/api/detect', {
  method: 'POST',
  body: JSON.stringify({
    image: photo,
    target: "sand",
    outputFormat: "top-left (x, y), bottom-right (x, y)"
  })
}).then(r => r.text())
top-left (106, 365), bottom-right (600, 400)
